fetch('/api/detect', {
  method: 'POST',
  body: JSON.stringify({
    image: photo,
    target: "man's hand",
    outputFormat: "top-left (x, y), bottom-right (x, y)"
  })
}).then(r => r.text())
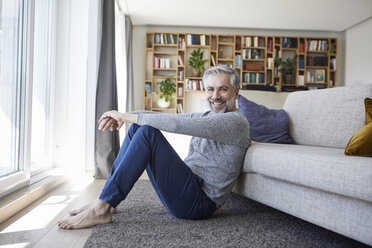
top-left (98, 110), bottom-right (138, 132)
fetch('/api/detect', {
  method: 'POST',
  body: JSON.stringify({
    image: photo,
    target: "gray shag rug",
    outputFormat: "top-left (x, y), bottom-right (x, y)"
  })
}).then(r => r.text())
top-left (84, 180), bottom-right (368, 248)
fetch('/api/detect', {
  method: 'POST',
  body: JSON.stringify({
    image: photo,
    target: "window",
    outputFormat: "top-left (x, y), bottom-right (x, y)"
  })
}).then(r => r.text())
top-left (0, 0), bottom-right (55, 198)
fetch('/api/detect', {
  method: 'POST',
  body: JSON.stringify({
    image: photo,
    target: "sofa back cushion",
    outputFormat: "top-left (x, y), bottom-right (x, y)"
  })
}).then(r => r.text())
top-left (238, 95), bottom-right (293, 144)
top-left (283, 85), bottom-right (372, 149)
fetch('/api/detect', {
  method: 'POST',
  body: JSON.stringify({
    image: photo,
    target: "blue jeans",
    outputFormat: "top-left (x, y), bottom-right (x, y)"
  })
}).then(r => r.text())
top-left (99, 124), bottom-right (216, 220)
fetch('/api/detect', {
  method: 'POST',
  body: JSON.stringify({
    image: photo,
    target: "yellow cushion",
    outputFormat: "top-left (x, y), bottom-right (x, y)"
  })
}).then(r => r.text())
top-left (365, 98), bottom-right (372, 124)
top-left (344, 122), bottom-right (372, 156)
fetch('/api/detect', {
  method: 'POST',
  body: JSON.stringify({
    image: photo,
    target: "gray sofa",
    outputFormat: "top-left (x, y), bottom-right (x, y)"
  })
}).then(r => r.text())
top-left (233, 85), bottom-right (372, 246)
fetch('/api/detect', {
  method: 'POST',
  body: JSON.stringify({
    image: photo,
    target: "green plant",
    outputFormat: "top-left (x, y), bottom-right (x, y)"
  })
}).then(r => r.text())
top-left (157, 78), bottom-right (176, 102)
top-left (274, 55), bottom-right (297, 75)
top-left (188, 48), bottom-right (209, 71)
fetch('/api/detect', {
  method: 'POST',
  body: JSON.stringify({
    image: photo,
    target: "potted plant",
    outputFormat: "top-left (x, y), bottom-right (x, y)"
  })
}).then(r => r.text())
top-left (188, 48), bottom-right (209, 77)
top-left (156, 78), bottom-right (176, 108)
top-left (274, 55), bottom-right (297, 84)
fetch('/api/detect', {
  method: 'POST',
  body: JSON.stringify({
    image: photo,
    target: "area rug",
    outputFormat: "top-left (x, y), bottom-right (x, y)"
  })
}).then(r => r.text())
top-left (84, 180), bottom-right (368, 248)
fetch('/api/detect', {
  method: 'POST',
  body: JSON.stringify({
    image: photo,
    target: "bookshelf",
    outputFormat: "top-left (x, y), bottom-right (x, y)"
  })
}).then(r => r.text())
top-left (144, 32), bottom-right (337, 112)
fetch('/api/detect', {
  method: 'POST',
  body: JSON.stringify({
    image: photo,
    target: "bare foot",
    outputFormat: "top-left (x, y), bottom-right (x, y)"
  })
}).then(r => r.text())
top-left (69, 204), bottom-right (117, 215)
top-left (58, 199), bottom-right (112, 229)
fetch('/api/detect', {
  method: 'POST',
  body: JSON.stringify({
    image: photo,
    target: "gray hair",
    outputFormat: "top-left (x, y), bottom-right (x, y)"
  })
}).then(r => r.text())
top-left (202, 65), bottom-right (240, 90)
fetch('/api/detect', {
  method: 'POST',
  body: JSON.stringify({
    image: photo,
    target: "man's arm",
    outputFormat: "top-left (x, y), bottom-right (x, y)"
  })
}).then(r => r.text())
top-left (137, 111), bottom-right (250, 147)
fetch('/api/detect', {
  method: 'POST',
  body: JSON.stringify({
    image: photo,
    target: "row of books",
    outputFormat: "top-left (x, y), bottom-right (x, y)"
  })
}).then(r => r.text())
top-left (299, 43), bottom-right (306, 53)
top-left (274, 48), bottom-right (282, 58)
top-left (187, 35), bottom-right (208, 46)
top-left (267, 40), bottom-right (273, 52)
top-left (179, 38), bottom-right (186, 49)
top-left (307, 39), bottom-right (329, 51)
top-left (153, 56), bottom-right (171, 69)
top-left (307, 56), bottom-right (328, 66)
top-left (178, 71), bottom-right (184, 81)
top-left (243, 49), bottom-right (261, 59)
top-left (282, 37), bottom-right (298, 49)
top-left (154, 33), bottom-right (177, 45)
top-left (185, 79), bottom-right (205, 91)
top-left (274, 67), bottom-right (280, 77)
top-left (299, 59), bottom-right (305, 69)
top-left (178, 55), bottom-right (184, 65)
top-left (242, 72), bottom-right (265, 83)
top-left (243, 36), bottom-right (261, 47)
top-left (267, 58), bottom-right (274, 69)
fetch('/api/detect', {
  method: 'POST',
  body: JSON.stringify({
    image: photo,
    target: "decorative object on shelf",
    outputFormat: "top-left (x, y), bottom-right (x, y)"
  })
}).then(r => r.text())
top-left (156, 78), bottom-right (176, 108)
top-left (245, 63), bottom-right (263, 71)
top-left (274, 55), bottom-right (297, 84)
top-left (315, 69), bottom-right (325, 83)
top-left (188, 48), bottom-right (208, 77)
top-left (157, 97), bottom-right (171, 108)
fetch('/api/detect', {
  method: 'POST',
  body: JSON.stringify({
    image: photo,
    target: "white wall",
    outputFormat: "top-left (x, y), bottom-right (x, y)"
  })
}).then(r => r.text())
top-left (132, 25), bottom-right (345, 112)
top-left (345, 17), bottom-right (372, 85)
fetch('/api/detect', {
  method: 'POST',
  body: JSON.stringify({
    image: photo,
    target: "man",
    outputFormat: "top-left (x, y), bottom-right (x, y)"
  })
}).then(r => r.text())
top-left (58, 65), bottom-right (250, 229)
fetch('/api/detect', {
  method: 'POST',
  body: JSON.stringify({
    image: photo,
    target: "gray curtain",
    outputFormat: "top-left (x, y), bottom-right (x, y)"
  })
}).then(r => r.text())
top-left (94, 0), bottom-right (120, 179)
top-left (125, 15), bottom-right (134, 112)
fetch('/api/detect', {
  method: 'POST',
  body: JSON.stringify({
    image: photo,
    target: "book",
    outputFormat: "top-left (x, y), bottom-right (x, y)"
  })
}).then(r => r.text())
top-left (177, 87), bottom-right (183, 97)
top-left (211, 55), bottom-right (216, 66)
top-left (298, 75), bottom-right (304, 86)
top-left (177, 103), bottom-right (183, 114)
top-left (178, 55), bottom-right (184, 65)
top-left (145, 83), bottom-right (151, 97)
top-left (235, 55), bottom-right (241, 68)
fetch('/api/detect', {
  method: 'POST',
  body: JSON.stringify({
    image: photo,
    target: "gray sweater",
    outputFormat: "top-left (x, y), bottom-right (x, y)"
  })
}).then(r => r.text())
top-left (137, 110), bottom-right (250, 206)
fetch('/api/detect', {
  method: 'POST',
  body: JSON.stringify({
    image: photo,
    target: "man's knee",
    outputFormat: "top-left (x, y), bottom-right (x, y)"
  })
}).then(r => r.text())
top-left (138, 125), bottom-right (162, 139)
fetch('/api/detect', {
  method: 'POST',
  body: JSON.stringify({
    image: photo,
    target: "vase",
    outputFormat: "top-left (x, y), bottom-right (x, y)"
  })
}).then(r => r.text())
top-left (157, 97), bottom-right (170, 108)
top-left (191, 68), bottom-right (201, 77)
top-left (285, 74), bottom-right (294, 84)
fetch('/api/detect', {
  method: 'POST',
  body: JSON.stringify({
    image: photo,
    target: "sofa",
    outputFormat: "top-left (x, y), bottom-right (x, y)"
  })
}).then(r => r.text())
top-left (233, 85), bottom-right (372, 246)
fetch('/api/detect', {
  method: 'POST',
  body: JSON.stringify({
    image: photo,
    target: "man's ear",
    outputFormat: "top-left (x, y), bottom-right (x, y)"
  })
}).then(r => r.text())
top-left (235, 89), bottom-right (239, 99)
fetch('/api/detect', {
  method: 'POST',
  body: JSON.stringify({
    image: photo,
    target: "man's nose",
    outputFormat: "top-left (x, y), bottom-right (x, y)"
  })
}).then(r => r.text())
top-left (213, 90), bottom-right (220, 99)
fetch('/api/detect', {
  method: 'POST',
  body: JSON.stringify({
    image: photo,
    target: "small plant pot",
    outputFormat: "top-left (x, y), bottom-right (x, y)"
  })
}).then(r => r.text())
top-left (191, 68), bottom-right (201, 77)
top-left (157, 98), bottom-right (170, 108)
top-left (285, 74), bottom-right (294, 84)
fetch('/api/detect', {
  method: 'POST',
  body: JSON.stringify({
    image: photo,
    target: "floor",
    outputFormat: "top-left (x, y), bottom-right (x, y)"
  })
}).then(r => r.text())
top-left (0, 176), bottom-right (106, 248)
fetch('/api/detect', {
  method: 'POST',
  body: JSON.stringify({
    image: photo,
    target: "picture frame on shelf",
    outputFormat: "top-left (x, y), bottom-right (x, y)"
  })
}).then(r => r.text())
top-left (315, 69), bottom-right (325, 83)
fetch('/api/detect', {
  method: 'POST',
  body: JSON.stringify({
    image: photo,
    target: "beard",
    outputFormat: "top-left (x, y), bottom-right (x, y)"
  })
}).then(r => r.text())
top-left (207, 96), bottom-right (236, 113)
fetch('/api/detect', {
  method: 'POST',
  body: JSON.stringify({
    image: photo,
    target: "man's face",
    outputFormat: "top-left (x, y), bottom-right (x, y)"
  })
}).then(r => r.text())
top-left (205, 72), bottom-right (239, 113)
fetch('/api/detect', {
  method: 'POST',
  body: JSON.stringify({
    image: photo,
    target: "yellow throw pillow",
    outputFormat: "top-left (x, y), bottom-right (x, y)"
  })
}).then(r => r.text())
top-left (365, 98), bottom-right (372, 124)
top-left (344, 122), bottom-right (372, 156)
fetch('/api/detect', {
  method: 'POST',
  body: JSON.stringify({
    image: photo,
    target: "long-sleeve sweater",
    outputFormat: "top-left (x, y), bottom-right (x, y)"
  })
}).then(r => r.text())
top-left (137, 110), bottom-right (251, 206)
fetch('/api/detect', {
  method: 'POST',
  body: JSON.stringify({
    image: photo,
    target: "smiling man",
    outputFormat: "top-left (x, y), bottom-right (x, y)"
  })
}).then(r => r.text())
top-left (58, 65), bottom-right (250, 229)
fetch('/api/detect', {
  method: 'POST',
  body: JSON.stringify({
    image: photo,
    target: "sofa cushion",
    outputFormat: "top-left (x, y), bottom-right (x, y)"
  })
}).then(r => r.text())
top-left (238, 95), bottom-right (293, 144)
top-left (344, 123), bottom-right (372, 156)
top-left (345, 98), bottom-right (372, 156)
top-left (283, 86), bottom-right (372, 149)
top-left (242, 142), bottom-right (372, 203)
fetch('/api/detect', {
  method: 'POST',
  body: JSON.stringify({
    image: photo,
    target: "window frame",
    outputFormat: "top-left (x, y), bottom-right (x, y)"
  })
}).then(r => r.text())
top-left (0, 0), bottom-right (56, 199)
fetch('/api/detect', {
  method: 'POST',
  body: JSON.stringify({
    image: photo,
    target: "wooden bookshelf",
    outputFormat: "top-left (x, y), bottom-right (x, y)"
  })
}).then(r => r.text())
top-left (144, 32), bottom-right (337, 112)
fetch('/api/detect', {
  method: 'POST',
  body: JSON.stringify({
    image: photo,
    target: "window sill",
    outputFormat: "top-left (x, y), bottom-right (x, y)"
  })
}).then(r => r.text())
top-left (0, 174), bottom-right (67, 224)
